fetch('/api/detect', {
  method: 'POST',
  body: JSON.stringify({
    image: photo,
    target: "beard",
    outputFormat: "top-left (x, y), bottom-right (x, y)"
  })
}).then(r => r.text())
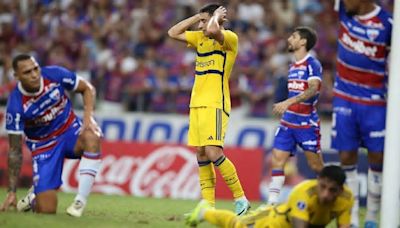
top-left (288, 45), bottom-right (295, 52)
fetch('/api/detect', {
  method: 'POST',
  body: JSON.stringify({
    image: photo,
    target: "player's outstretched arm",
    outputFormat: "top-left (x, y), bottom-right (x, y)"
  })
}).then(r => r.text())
top-left (0, 134), bottom-right (23, 211)
top-left (168, 14), bottom-right (203, 42)
top-left (272, 79), bottom-right (320, 116)
top-left (75, 78), bottom-right (101, 137)
top-left (204, 6), bottom-right (226, 44)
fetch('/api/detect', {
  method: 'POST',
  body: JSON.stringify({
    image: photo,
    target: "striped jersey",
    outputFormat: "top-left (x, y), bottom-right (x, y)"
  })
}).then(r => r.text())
top-left (185, 30), bottom-right (238, 114)
top-left (281, 54), bottom-right (322, 128)
top-left (335, 1), bottom-right (392, 105)
top-left (5, 66), bottom-right (79, 155)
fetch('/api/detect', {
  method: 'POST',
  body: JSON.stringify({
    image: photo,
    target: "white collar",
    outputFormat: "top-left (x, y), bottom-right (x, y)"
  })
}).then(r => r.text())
top-left (18, 77), bottom-right (44, 96)
top-left (295, 53), bottom-right (311, 64)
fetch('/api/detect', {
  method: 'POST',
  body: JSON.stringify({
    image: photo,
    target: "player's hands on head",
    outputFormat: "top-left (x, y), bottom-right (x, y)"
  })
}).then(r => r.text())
top-left (213, 6), bottom-right (227, 24)
top-left (0, 192), bottom-right (17, 212)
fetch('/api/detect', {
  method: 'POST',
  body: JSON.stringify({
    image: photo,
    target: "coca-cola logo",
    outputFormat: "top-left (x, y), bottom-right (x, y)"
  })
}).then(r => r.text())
top-left (61, 145), bottom-right (200, 199)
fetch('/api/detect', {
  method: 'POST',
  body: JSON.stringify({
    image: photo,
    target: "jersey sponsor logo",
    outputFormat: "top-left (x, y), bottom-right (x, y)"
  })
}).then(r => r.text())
top-left (297, 201), bottom-right (307, 210)
top-left (302, 140), bottom-right (317, 146)
top-left (208, 136), bottom-right (214, 140)
top-left (196, 60), bottom-right (215, 68)
top-left (62, 78), bottom-right (74, 85)
top-left (35, 98), bottom-right (67, 124)
top-left (369, 130), bottom-right (385, 138)
top-left (288, 81), bottom-right (306, 90)
top-left (341, 33), bottom-right (378, 57)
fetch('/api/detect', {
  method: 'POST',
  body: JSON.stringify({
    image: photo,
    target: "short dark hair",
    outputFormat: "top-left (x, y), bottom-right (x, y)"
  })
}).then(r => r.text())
top-left (12, 54), bottom-right (33, 71)
top-left (295, 26), bottom-right (317, 51)
top-left (199, 3), bottom-right (221, 16)
top-left (319, 165), bottom-right (346, 186)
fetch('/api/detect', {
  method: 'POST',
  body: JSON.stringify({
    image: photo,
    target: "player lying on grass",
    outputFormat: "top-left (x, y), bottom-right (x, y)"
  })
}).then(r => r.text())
top-left (0, 54), bottom-right (102, 217)
top-left (186, 165), bottom-right (354, 228)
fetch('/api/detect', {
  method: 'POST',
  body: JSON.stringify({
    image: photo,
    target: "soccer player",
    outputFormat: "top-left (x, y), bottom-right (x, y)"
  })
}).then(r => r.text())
top-left (332, 1), bottom-right (392, 227)
top-left (186, 165), bottom-right (354, 228)
top-left (167, 4), bottom-right (250, 214)
top-left (267, 27), bottom-right (324, 205)
top-left (0, 54), bottom-right (102, 217)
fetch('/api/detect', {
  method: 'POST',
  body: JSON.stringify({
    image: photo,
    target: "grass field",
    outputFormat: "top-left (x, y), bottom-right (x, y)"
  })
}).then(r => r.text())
top-left (0, 188), bottom-right (366, 228)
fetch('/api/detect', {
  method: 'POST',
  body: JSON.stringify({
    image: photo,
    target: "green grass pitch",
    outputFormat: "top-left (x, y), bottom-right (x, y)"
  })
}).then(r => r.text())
top-left (0, 188), bottom-right (366, 227)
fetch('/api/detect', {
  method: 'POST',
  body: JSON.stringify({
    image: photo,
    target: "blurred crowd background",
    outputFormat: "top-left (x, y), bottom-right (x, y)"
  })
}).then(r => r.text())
top-left (0, 0), bottom-right (394, 118)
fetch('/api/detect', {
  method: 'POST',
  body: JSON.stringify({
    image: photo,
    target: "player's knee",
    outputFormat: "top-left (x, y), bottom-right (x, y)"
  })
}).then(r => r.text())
top-left (308, 160), bottom-right (323, 173)
top-left (81, 129), bottom-right (100, 144)
top-left (339, 151), bottom-right (358, 165)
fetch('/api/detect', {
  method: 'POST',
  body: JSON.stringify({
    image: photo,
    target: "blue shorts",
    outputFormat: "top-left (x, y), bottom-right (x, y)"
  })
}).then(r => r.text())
top-left (32, 119), bottom-right (81, 194)
top-left (273, 124), bottom-right (321, 155)
top-left (331, 97), bottom-right (386, 152)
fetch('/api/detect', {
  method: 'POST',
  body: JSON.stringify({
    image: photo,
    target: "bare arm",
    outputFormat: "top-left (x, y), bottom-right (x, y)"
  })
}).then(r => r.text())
top-left (1, 134), bottom-right (23, 210)
top-left (7, 134), bottom-right (23, 193)
top-left (205, 6), bottom-right (226, 44)
top-left (75, 77), bottom-right (101, 136)
top-left (273, 79), bottom-right (320, 115)
top-left (168, 14), bottom-right (202, 42)
top-left (291, 217), bottom-right (309, 228)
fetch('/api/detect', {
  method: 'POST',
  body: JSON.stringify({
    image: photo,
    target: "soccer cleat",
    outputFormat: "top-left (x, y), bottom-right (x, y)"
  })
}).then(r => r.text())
top-left (185, 200), bottom-right (211, 227)
top-left (235, 198), bottom-right (250, 216)
top-left (364, 221), bottom-right (378, 228)
top-left (17, 186), bottom-right (35, 212)
top-left (66, 200), bottom-right (85, 217)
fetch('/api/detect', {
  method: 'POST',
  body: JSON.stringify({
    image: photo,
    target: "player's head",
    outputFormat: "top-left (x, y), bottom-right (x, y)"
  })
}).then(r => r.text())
top-left (343, 0), bottom-right (375, 16)
top-left (198, 3), bottom-right (222, 31)
top-left (317, 165), bottom-right (346, 204)
top-left (12, 54), bottom-right (42, 93)
top-left (287, 26), bottom-right (317, 52)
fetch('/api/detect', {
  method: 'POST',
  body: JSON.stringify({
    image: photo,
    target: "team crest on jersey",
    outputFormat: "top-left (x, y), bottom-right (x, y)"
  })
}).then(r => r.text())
top-left (297, 201), bottom-right (307, 210)
top-left (366, 29), bottom-right (379, 41)
top-left (49, 89), bottom-right (60, 100)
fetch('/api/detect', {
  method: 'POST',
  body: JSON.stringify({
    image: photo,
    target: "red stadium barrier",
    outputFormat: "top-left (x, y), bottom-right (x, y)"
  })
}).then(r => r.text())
top-left (0, 139), bottom-right (263, 200)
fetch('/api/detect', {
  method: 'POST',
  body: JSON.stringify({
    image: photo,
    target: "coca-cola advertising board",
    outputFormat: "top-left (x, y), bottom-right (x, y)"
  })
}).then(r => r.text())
top-left (0, 138), bottom-right (263, 200)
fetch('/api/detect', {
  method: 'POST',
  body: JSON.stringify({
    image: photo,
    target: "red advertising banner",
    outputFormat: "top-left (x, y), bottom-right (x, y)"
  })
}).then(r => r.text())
top-left (0, 139), bottom-right (263, 200)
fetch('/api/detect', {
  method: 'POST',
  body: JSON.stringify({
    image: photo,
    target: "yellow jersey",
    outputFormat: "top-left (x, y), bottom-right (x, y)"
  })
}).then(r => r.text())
top-left (185, 30), bottom-right (238, 114)
top-left (248, 180), bottom-right (354, 227)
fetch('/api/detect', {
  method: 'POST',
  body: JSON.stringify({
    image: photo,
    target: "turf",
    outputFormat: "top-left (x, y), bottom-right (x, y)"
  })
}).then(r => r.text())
top-left (0, 188), bottom-right (366, 227)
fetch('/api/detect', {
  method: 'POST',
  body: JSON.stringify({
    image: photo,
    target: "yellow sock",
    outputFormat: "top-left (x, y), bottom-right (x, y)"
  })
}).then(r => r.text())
top-left (198, 161), bottom-right (216, 207)
top-left (204, 209), bottom-right (246, 228)
top-left (214, 156), bottom-right (245, 199)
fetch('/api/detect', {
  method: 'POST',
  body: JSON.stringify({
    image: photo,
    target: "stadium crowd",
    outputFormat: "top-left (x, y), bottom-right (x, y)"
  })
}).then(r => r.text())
top-left (0, 0), bottom-right (393, 117)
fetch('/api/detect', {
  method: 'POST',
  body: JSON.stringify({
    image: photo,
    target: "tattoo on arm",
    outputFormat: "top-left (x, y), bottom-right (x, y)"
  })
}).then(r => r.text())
top-left (295, 79), bottom-right (320, 104)
top-left (8, 134), bottom-right (22, 192)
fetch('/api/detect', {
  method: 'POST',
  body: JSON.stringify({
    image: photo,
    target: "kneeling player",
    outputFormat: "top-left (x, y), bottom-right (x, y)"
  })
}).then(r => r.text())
top-left (0, 54), bottom-right (102, 217)
top-left (186, 165), bottom-right (354, 228)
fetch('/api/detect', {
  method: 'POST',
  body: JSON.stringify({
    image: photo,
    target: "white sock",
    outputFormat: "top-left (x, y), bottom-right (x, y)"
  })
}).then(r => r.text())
top-left (365, 169), bottom-right (382, 222)
top-left (343, 165), bottom-right (359, 227)
top-left (268, 170), bottom-right (285, 205)
top-left (75, 152), bottom-right (102, 204)
top-left (234, 196), bottom-right (248, 202)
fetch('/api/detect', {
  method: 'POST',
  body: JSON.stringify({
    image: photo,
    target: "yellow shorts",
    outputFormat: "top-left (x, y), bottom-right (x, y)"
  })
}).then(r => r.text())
top-left (188, 107), bottom-right (229, 147)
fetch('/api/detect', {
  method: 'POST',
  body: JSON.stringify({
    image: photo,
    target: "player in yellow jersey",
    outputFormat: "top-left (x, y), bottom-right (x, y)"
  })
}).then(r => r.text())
top-left (168, 3), bottom-right (250, 215)
top-left (186, 165), bottom-right (354, 228)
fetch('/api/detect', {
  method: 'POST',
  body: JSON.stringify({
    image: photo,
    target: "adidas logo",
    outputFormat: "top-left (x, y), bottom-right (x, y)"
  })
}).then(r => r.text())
top-left (208, 136), bottom-right (213, 140)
